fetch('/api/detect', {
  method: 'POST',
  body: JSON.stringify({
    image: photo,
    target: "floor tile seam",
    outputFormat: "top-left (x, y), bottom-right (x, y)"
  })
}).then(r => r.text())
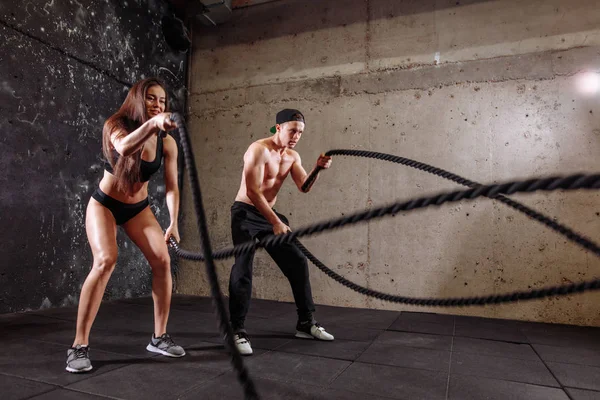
top-left (269, 347), bottom-right (363, 364)
top-left (345, 359), bottom-right (451, 375)
top-left (531, 344), bottom-right (587, 397)
top-left (445, 333), bottom-right (455, 400)
top-left (230, 373), bottom-right (403, 400)
top-left (564, 386), bottom-right (600, 394)
top-left (0, 364), bottom-right (130, 393)
top-left (35, 386), bottom-right (125, 400)
top-left (171, 369), bottom-right (232, 399)
top-left (449, 371), bottom-right (575, 391)
top-left (447, 371), bottom-right (562, 389)
top-left (451, 350), bottom-right (554, 364)
top-left (0, 371), bottom-right (62, 393)
top-left (530, 358), bottom-right (600, 369)
top-left (19, 387), bottom-right (63, 400)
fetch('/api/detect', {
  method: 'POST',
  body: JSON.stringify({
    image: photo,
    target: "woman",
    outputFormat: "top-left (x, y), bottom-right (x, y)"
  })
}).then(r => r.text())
top-left (66, 78), bottom-right (185, 373)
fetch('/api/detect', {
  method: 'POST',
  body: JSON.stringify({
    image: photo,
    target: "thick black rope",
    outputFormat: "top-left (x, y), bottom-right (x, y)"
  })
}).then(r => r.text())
top-left (172, 173), bottom-right (600, 262)
top-left (168, 173), bottom-right (600, 306)
top-left (171, 113), bottom-right (259, 400)
top-left (293, 239), bottom-right (600, 306)
top-left (302, 150), bottom-right (600, 256)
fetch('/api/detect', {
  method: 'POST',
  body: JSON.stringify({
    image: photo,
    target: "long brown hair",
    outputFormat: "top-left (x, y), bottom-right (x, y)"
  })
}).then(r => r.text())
top-left (102, 77), bottom-right (169, 195)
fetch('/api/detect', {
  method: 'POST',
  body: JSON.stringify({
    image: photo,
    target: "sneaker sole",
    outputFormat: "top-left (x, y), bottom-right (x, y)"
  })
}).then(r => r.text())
top-left (65, 365), bottom-right (93, 373)
top-left (146, 344), bottom-right (186, 358)
top-left (295, 331), bottom-right (315, 339)
top-left (235, 344), bottom-right (253, 356)
top-left (295, 331), bottom-right (335, 341)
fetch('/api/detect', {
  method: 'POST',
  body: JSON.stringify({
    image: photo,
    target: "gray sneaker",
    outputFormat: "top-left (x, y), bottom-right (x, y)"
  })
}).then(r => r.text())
top-left (146, 333), bottom-right (185, 357)
top-left (66, 345), bottom-right (92, 373)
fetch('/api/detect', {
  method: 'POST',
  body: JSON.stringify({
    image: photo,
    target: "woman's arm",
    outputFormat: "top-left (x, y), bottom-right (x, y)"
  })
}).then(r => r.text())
top-left (111, 113), bottom-right (177, 157)
top-left (163, 135), bottom-right (180, 242)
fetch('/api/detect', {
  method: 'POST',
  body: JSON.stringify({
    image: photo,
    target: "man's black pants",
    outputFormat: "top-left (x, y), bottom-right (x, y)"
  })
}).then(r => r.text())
top-left (228, 201), bottom-right (315, 331)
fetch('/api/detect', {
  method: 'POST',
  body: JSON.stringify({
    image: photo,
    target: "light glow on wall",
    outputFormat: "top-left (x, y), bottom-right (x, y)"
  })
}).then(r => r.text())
top-left (576, 72), bottom-right (600, 95)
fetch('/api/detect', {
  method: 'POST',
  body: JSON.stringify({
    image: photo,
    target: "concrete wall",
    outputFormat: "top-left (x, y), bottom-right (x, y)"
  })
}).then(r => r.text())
top-left (0, 1), bottom-right (188, 314)
top-left (182, 0), bottom-right (600, 326)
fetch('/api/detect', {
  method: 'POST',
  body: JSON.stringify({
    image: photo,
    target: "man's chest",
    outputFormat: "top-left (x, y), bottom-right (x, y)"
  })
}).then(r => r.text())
top-left (264, 153), bottom-right (294, 180)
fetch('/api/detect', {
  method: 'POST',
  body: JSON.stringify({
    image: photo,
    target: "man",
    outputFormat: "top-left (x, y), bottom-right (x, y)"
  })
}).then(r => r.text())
top-left (229, 109), bottom-right (334, 355)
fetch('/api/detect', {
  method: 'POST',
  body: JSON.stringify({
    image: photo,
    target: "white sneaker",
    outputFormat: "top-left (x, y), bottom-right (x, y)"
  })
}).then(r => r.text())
top-left (234, 332), bottom-right (253, 355)
top-left (295, 322), bottom-right (335, 341)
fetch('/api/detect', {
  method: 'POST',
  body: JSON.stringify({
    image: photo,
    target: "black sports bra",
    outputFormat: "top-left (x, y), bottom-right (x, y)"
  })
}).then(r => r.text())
top-left (104, 135), bottom-right (163, 182)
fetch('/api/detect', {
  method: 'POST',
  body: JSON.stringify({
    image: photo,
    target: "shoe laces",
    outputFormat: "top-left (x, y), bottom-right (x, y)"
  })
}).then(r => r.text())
top-left (313, 322), bottom-right (325, 331)
top-left (157, 333), bottom-right (176, 347)
top-left (72, 346), bottom-right (89, 359)
top-left (235, 332), bottom-right (249, 343)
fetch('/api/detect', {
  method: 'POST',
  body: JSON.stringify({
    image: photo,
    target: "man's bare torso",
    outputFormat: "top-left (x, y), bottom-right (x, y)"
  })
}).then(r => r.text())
top-left (235, 138), bottom-right (297, 208)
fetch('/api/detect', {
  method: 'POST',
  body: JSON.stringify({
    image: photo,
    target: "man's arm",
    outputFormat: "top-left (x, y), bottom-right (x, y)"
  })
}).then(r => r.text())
top-left (290, 152), bottom-right (332, 193)
top-left (244, 144), bottom-right (290, 234)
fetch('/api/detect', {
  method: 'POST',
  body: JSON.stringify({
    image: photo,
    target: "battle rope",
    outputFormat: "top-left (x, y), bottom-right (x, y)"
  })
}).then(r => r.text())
top-left (172, 173), bottom-right (600, 259)
top-left (302, 150), bottom-right (600, 256)
top-left (169, 172), bottom-right (600, 306)
top-left (293, 239), bottom-right (600, 306)
top-left (169, 113), bottom-right (599, 398)
top-left (170, 113), bottom-right (259, 400)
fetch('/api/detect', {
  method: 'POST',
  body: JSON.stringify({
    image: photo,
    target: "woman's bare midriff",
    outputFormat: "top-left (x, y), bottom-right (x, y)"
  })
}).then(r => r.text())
top-left (98, 172), bottom-right (149, 203)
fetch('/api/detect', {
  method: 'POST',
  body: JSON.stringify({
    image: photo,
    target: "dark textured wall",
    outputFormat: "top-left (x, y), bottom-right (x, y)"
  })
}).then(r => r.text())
top-left (0, 0), bottom-right (189, 313)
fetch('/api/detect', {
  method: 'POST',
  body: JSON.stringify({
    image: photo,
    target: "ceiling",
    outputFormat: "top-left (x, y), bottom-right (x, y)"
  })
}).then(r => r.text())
top-left (167, 0), bottom-right (282, 16)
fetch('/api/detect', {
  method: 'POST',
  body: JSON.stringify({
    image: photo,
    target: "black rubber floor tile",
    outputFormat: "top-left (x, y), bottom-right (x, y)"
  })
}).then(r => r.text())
top-left (373, 331), bottom-right (453, 351)
top-left (90, 304), bottom-right (157, 333)
top-left (315, 324), bottom-right (383, 342)
top-left (28, 388), bottom-right (113, 399)
top-left (566, 388), bottom-right (600, 400)
top-left (448, 374), bottom-right (569, 400)
top-left (181, 374), bottom-right (392, 400)
top-left (276, 337), bottom-right (371, 361)
top-left (454, 324), bottom-right (529, 343)
top-left (243, 351), bottom-right (351, 386)
top-left (65, 358), bottom-right (222, 399)
top-left (2, 314), bottom-right (73, 340)
top-left (200, 329), bottom-right (294, 351)
top-left (16, 324), bottom-right (161, 358)
top-left (533, 344), bottom-right (600, 367)
top-left (454, 315), bottom-right (524, 330)
top-left (358, 341), bottom-right (451, 372)
top-left (310, 305), bottom-right (399, 330)
top-left (388, 318), bottom-right (454, 336)
top-left (0, 338), bottom-right (141, 386)
top-left (398, 312), bottom-right (455, 325)
top-left (524, 326), bottom-right (600, 349)
top-left (0, 374), bottom-right (56, 400)
top-left (246, 298), bottom-right (297, 319)
top-left (242, 314), bottom-right (299, 333)
top-left (156, 308), bottom-right (225, 335)
top-left (330, 361), bottom-right (448, 400)
top-left (451, 352), bottom-right (559, 387)
top-left (165, 341), bottom-right (267, 371)
top-left (30, 306), bottom-right (79, 321)
top-left (117, 329), bottom-right (200, 353)
top-left (453, 336), bottom-right (539, 360)
top-left (15, 320), bottom-right (76, 345)
top-left (547, 362), bottom-right (600, 391)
